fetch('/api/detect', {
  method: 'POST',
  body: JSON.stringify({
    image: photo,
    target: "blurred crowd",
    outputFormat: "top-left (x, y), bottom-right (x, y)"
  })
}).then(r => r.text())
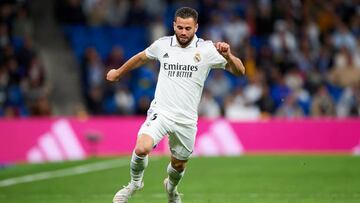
top-left (0, 0), bottom-right (50, 118)
top-left (55, 0), bottom-right (360, 120)
top-left (2, 0), bottom-right (359, 120)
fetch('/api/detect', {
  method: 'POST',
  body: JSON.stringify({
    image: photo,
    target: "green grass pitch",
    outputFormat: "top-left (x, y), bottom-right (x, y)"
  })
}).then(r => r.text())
top-left (1, 155), bottom-right (360, 203)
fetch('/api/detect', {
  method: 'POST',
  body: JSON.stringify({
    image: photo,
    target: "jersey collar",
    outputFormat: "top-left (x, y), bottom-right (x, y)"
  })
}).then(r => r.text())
top-left (170, 35), bottom-right (199, 48)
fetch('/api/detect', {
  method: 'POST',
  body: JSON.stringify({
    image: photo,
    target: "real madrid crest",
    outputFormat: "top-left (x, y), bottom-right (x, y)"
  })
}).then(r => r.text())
top-left (194, 53), bottom-right (201, 63)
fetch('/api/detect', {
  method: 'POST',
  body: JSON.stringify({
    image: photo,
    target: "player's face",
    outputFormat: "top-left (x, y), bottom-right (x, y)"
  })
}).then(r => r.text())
top-left (173, 17), bottom-right (198, 47)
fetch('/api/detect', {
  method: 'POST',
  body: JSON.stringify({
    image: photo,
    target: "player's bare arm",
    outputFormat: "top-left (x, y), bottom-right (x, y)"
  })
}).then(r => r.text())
top-left (215, 42), bottom-right (246, 76)
top-left (106, 51), bottom-right (150, 82)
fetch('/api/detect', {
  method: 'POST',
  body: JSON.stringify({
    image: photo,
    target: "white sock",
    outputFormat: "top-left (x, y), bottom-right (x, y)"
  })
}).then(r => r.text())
top-left (166, 163), bottom-right (185, 192)
top-left (130, 151), bottom-right (148, 186)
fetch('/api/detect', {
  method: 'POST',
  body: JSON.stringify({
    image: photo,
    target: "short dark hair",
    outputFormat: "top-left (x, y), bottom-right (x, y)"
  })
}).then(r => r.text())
top-left (174, 7), bottom-right (198, 23)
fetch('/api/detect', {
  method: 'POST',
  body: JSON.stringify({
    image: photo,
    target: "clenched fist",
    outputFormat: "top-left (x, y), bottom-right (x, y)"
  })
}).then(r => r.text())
top-left (106, 69), bottom-right (120, 82)
top-left (214, 42), bottom-right (231, 59)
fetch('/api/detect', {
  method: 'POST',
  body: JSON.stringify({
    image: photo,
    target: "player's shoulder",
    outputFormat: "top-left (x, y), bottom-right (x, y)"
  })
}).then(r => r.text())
top-left (196, 38), bottom-right (215, 48)
top-left (153, 36), bottom-right (173, 46)
top-left (157, 36), bottom-right (173, 41)
top-left (197, 39), bottom-right (218, 55)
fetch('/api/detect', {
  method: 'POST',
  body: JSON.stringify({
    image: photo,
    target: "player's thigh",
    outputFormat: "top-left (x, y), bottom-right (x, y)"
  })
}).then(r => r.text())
top-left (168, 123), bottom-right (197, 161)
top-left (138, 111), bottom-right (168, 149)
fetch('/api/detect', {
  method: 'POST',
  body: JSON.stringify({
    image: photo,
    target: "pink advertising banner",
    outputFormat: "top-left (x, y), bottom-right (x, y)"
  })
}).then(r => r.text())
top-left (0, 117), bottom-right (360, 163)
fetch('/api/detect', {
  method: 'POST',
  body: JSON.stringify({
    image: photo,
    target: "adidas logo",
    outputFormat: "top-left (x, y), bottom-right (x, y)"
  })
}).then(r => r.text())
top-left (194, 120), bottom-right (243, 156)
top-left (26, 119), bottom-right (86, 163)
top-left (163, 53), bottom-right (169, 58)
top-left (353, 140), bottom-right (360, 155)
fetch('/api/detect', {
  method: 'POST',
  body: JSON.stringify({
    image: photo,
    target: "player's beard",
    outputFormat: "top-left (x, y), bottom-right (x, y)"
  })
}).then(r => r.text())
top-left (175, 33), bottom-right (194, 47)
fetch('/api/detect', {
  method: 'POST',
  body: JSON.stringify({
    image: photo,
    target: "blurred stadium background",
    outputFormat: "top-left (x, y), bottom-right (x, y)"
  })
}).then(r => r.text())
top-left (1, 0), bottom-right (359, 118)
top-left (0, 0), bottom-right (360, 202)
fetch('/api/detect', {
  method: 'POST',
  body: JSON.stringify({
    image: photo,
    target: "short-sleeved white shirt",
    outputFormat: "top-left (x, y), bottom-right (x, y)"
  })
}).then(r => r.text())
top-left (145, 35), bottom-right (227, 124)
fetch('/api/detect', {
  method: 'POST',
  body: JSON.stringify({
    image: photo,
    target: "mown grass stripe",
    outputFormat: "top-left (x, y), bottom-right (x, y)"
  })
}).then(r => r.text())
top-left (0, 158), bottom-right (129, 187)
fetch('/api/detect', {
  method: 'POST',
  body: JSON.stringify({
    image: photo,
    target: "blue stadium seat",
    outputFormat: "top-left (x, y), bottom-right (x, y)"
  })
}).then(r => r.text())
top-left (326, 83), bottom-right (344, 104)
top-left (64, 25), bottom-right (136, 61)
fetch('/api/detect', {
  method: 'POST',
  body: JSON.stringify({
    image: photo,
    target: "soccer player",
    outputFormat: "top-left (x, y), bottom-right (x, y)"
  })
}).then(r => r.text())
top-left (107, 7), bottom-right (245, 203)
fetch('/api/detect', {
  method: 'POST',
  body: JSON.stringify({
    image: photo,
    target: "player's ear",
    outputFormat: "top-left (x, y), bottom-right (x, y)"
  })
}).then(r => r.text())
top-left (173, 21), bottom-right (176, 31)
top-left (195, 23), bottom-right (198, 32)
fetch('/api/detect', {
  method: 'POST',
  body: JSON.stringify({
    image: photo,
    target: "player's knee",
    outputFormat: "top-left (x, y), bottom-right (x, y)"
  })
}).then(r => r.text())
top-left (171, 161), bottom-right (186, 172)
top-left (134, 134), bottom-right (154, 156)
top-left (134, 145), bottom-right (151, 156)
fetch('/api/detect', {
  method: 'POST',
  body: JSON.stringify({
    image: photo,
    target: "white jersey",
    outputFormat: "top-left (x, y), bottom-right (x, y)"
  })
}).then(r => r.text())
top-left (145, 35), bottom-right (227, 124)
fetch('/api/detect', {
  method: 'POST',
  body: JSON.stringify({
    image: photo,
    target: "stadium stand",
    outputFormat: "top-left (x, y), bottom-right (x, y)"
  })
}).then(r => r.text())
top-left (0, 0), bottom-right (51, 117)
top-left (1, 0), bottom-right (359, 119)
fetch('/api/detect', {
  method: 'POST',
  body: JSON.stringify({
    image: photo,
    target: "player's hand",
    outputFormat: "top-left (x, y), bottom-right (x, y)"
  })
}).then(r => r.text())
top-left (106, 69), bottom-right (120, 82)
top-left (215, 42), bottom-right (231, 59)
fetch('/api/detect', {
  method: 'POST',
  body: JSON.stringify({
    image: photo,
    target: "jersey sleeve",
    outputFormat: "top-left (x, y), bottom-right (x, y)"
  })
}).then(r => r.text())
top-left (145, 40), bottom-right (161, 60)
top-left (207, 43), bottom-right (228, 69)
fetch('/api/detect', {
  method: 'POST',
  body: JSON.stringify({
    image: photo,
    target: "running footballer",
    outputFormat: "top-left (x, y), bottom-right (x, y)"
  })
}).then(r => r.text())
top-left (107, 7), bottom-right (245, 203)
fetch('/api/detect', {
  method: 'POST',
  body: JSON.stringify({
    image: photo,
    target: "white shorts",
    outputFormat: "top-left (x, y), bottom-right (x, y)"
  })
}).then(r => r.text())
top-left (137, 109), bottom-right (197, 160)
